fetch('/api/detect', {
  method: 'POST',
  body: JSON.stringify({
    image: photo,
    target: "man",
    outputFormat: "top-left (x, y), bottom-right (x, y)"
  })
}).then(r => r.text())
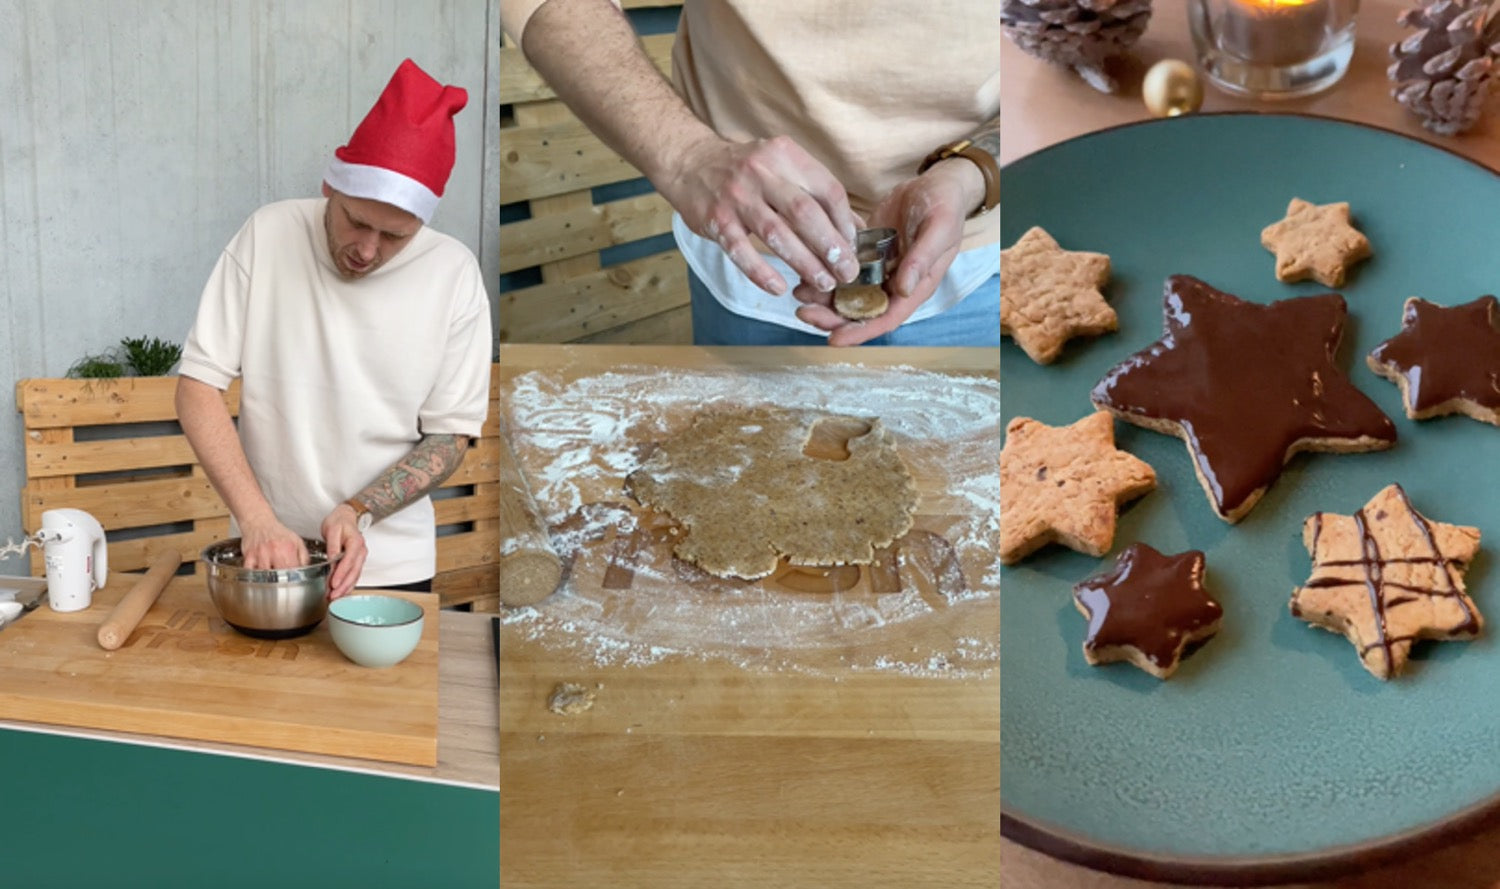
top-left (177, 59), bottom-right (494, 599)
top-left (501, 0), bottom-right (999, 346)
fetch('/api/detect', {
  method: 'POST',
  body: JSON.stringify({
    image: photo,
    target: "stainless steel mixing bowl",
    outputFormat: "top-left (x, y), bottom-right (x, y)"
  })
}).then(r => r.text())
top-left (202, 538), bottom-right (331, 639)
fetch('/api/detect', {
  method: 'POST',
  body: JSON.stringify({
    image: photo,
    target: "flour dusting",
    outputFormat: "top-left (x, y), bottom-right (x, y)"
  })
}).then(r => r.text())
top-left (503, 364), bottom-right (998, 678)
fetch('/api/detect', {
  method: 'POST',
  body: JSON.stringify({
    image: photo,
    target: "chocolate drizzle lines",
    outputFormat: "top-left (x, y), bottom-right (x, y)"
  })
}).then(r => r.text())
top-left (1309, 487), bottom-right (1478, 673)
top-left (1352, 508), bottom-right (1390, 668)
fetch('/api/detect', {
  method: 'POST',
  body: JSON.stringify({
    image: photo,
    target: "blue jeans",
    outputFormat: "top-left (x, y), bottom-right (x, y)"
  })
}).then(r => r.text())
top-left (689, 272), bottom-right (1001, 347)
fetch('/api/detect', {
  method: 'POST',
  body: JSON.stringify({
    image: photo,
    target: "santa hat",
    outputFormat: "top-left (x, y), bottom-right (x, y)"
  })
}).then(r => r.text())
top-left (324, 59), bottom-right (468, 224)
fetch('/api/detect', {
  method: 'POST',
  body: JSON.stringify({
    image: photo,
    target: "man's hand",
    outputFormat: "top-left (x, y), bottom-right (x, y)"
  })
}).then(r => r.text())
top-left (521, 0), bottom-right (860, 300)
top-left (520, 0), bottom-right (864, 301)
top-left (320, 505), bottom-right (368, 600)
top-left (238, 519), bottom-right (309, 571)
top-left (795, 157), bottom-right (985, 346)
top-left (662, 133), bottom-right (862, 297)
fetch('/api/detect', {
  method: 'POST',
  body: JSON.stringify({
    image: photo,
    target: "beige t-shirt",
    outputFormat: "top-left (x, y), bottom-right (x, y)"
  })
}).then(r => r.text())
top-left (180, 199), bottom-right (494, 586)
top-left (503, 0), bottom-right (1000, 252)
top-left (672, 1), bottom-right (999, 253)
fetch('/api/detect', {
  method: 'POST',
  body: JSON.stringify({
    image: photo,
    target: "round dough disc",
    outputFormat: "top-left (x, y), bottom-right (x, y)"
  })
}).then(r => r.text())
top-left (834, 284), bottom-right (889, 320)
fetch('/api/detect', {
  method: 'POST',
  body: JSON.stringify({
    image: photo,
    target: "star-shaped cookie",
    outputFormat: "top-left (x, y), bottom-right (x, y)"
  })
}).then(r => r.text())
top-left (1368, 295), bottom-right (1500, 425)
top-left (1000, 226), bottom-right (1116, 364)
top-left (1074, 543), bottom-right (1222, 680)
top-left (1091, 275), bottom-right (1397, 523)
top-left (1291, 484), bottom-right (1482, 680)
top-left (1260, 198), bottom-right (1372, 287)
top-left (999, 411), bottom-right (1156, 564)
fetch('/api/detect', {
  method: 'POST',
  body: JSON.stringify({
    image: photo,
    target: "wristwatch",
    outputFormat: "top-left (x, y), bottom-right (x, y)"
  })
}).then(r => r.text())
top-left (918, 138), bottom-right (1000, 218)
top-left (343, 497), bottom-right (374, 533)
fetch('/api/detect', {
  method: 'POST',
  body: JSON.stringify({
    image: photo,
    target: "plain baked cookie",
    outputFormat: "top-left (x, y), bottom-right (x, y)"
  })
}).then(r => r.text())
top-left (1091, 274), bottom-right (1397, 523)
top-left (1000, 226), bottom-right (1116, 364)
top-left (999, 411), bottom-right (1156, 564)
top-left (1291, 484), bottom-right (1482, 680)
top-left (833, 283), bottom-right (889, 320)
top-left (1074, 543), bottom-right (1223, 680)
top-left (625, 407), bottom-right (917, 580)
top-left (1367, 295), bottom-right (1500, 425)
top-left (1260, 197), bottom-right (1372, 287)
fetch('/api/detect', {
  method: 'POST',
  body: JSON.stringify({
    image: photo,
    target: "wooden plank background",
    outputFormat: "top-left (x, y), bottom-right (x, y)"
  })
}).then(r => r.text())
top-left (498, 2), bottom-right (692, 345)
top-left (15, 369), bottom-right (502, 612)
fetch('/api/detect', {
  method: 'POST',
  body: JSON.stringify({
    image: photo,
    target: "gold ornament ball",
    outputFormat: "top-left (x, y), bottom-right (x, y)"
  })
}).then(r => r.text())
top-left (1143, 60), bottom-right (1204, 118)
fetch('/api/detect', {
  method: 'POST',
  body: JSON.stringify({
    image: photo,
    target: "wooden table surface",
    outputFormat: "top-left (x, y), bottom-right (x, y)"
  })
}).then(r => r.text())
top-left (0, 607), bottom-right (498, 790)
top-left (1001, 0), bottom-right (1500, 170)
top-left (497, 344), bottom-right (1000, 889)
top-left (1003, 2), bottom-right (1500, 886)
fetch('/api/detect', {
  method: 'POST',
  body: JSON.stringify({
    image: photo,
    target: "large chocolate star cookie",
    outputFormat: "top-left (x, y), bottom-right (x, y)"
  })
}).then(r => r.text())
top-left (1368, 295), bottom-right (1500, 426)
top-left (1291, 484), bottom-right (1482, 680)
top-left (1091, 275), bottom-right (1398, 522)
top-left (1073, 543), bottom-right (1223, 680)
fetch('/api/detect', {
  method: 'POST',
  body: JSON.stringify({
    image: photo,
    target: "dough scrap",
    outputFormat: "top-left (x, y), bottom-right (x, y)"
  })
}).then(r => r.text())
top-left (626, 407), bottom-right (918, 580)
top-left (548, 682), bottom-right (597, 715)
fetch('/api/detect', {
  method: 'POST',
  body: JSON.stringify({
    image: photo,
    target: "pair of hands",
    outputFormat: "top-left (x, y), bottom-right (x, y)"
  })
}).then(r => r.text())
top-left (237, 504), bottom-right (367, 600)
top-left (660, 134), bottom-right (978, 346)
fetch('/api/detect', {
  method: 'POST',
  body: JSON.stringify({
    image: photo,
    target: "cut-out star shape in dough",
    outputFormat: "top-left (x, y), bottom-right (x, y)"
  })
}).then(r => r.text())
top-left (999, 411), bottom-right (1156, 564)
top-left (1074, 543), bottom-right (1222, 680)
top-left (1291, 484), bottom-right (1482, 680)
top-left (1368, 295), bottom-right (1500, 425)
top-left (1260, 198), bottom-right (1371, 287)
top-left (1000, 226), bottom-right (1116, 364)
top-left (1091, 275), bottom-right (1397, 523)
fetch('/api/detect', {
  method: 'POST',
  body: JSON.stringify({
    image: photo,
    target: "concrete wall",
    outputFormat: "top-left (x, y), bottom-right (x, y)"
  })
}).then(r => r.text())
top-left (0, 0), bottom-right (500, 563)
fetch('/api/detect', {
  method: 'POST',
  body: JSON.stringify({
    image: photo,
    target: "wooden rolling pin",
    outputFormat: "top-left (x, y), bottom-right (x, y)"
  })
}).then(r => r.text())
top-left (97, 549), bottom-right (181, 650)
top-left (497, 422), bottom-right (563, 607)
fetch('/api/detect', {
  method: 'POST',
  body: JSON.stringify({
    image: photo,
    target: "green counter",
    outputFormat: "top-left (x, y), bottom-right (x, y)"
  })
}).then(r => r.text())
top-left (1, 728), bottom-right (498, 888)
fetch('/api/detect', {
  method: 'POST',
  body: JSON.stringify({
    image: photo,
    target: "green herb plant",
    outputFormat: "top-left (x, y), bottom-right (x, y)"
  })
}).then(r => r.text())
top-left (119, 336), bottom-right (183, 377)
top-left (66, 352), bottom-right (127, 379)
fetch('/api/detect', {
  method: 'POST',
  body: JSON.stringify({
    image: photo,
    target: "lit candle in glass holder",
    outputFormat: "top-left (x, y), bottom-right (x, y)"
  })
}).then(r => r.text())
top-left (1189, 0), bottom-right (1358, 98)
top-left (1221, 0), bottom-right (1330, 66)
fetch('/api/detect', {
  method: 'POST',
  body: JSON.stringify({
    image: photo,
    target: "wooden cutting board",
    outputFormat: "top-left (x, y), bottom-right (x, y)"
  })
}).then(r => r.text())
top-left (498, 345), bottom-right (999, 888)
top-left (0, 575), bottom-right (439, 766)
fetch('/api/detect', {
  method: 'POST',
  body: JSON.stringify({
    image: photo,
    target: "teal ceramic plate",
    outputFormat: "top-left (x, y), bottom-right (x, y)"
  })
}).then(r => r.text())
top-left (1000, 114), bottom-right (1500, 884)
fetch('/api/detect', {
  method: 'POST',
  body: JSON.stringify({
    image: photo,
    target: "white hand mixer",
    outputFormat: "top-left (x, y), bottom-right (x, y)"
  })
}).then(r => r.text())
top-left (0, 508), bottom-right (108, 613)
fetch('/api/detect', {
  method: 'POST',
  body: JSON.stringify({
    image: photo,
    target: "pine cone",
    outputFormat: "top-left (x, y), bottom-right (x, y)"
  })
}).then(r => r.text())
top-left (1388, 0), bottom-right (1500, 136)
top-left (1002, 0), bottom-right (1154, 93)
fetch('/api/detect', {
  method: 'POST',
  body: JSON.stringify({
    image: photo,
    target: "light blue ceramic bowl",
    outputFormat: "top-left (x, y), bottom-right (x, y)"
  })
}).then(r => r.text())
top-left (327, 595), bottom-right (424, 668)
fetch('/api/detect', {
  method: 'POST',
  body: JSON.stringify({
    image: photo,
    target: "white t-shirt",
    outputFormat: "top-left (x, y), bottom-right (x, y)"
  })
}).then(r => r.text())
top-left (180, 198), bottom-right (494, 586)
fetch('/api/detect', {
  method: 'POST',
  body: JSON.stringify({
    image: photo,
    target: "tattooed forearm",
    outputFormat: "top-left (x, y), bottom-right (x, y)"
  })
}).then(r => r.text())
top-left (356, 433), bottom-right (471, 520)
top-left (968, 114), bottom-right (1000, 167)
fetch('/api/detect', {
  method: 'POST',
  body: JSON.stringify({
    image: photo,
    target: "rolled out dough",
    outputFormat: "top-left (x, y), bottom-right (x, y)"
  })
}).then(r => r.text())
top-left (625, 407), bottom-right (918, 580)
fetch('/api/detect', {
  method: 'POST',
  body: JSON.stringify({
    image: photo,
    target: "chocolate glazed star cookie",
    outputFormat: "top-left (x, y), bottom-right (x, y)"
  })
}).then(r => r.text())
top-left (1091, 275), bottom-right (1397, 522)
top-left (1073, 543), bottom-right (1222, 680)
top-left (1368, 295), bottom-right (1500, 425)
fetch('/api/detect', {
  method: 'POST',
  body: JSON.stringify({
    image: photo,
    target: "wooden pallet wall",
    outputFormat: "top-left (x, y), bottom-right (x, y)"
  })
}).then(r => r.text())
top-left (15, 368), bottom-right (502, 612)
top-left (498, 1), bottom-right (691, 345)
